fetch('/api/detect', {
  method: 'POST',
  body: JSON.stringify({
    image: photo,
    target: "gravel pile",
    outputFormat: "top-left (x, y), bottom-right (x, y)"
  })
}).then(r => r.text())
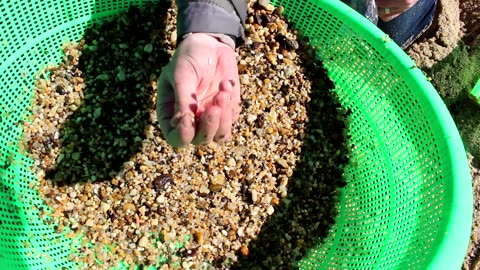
top-left (23, 1), bottom-right (350, 269)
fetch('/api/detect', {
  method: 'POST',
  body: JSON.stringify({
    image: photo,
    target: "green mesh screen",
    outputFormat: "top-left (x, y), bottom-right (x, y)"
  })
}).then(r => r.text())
top-left (0, 0), bottom-right (473, 269)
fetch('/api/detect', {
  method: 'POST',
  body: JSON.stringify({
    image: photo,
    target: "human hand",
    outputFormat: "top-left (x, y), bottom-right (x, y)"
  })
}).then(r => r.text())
top-left (376, 0), bottom-right (419, 22)
top-left (156, 33), bottom-right (241, 148)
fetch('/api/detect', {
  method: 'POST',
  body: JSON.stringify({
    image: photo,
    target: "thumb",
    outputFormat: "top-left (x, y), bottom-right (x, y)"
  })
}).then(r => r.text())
top-left (165, 111), bottom-right (196, 148)
top-left (157, 58), bottom-right (199, 147)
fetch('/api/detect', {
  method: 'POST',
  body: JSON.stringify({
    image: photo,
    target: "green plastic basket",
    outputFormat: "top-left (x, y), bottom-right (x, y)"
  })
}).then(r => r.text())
top-left (0, 0), bottom-right (473, 269)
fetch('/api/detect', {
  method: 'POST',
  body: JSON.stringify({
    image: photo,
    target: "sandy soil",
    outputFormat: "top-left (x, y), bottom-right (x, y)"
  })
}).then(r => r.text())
top-left (407, 0), bottom-right (463, 68)
top-left (407, 0), bottom-right (480, 269)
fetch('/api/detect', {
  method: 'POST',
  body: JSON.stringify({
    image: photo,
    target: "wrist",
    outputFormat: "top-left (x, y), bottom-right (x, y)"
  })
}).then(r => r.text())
top-left (181, 32), bottom-right (236, 50)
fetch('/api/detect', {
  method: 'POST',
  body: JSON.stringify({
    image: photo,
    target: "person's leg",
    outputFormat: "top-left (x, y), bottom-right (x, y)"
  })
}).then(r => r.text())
top-left (377, 0), bottom-right (438, 49)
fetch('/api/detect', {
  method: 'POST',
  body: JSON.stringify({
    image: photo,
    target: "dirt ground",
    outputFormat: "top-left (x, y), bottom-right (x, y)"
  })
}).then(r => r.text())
top-left (406, 0), bottom-right (480, 269)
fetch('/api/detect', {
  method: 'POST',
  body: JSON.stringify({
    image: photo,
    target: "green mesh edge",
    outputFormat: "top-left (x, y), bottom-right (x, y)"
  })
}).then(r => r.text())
top-left (0, 0), bottom-right (473, 269)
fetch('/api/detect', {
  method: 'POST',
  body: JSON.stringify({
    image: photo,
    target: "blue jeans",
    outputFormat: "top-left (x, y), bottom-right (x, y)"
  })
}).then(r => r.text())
top-left (343, 0), bottom-right (438, 49)
top-left (377, 0), bottom-right (438, 49)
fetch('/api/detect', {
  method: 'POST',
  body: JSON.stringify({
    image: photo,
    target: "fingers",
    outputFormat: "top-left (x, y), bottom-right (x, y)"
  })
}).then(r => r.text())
top-left (377, 8), bottom-right (403, 22)
top-left (376, 0), bottom-right (419, 21)
top-left (165, 112), bottom-right (196, 148)
top-left (192, 106), bottom-right (221, 145)
top-left (157, 75), bottom-right (196, 147)
top-left (191, 80), bottom-right (238, 145)
top-left (172, 59), bottom-right (200, 114)
top-left (157, 70), bottom-right (176, 133)
top-left (230, 78), bottom-right (241, 122)
top-left (157, 60), bottom-right (199, 147)
top-left (216, 46), bottom-right (241, 122)
top-left (213, 81), bottom-right (234, 143)
top-left (375, 0), bottom-right (418, 9)
top-left (156, 39), bottom-right (241, 147)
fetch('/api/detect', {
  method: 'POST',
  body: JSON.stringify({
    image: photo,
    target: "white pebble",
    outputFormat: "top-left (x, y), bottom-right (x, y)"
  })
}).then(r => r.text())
top-left (276, 157), bottom-right (288, 168)
top-left (247, 114), bottom-right (257, 123)
top-left (200, 186), bottom-right (210, 194)
top-left (65, 202), bottom-right (75, 211)
top-left (85, 219), bottom-right (94, 227)
top-left (267, 205), bottom-right (275, 215)
top-left (237, 226), bottom-right (245, 237)
top-left (258, 0), bottom-right (270, 6)
top-left (240, 74), bottom-right (250, 84)
top-left (156, 195), bottom-right (166, 204)
top-left (138, 236), bottom-right (149, 248)
top-left (170, 31), bottom-right (177, 44)
top-left (100, 202), bottom-right (110, 212)
top-left (226, 158), bottom-right (236, 167)
top-left (251, 190), bottom-right (258, 203)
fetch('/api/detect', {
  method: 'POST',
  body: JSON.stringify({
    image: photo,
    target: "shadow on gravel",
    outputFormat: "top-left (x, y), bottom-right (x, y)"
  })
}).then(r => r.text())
top-left (47, 2), bottom-right (171, 185)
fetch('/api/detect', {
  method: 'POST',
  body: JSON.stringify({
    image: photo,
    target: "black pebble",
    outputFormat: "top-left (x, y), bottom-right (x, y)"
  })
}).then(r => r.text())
top-left (56, 85), bottom-right (66, 95)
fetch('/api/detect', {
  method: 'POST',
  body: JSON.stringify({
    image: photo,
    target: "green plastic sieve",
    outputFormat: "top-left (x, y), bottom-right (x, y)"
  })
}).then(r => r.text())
top-left (0, 0), bottom-right (473, 269)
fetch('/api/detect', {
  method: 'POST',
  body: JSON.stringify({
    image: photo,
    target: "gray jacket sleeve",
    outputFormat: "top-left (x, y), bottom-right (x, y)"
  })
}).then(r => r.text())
top-left (176, 0), bottom-right (247, 48)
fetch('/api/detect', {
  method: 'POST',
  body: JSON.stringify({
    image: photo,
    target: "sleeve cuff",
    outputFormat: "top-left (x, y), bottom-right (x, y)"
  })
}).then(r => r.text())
top-left (177, 1), bottom-right (245, 48)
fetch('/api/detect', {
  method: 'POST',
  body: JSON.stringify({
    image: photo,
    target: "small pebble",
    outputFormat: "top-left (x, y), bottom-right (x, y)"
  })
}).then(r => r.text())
top-left (226, 158), bottom-right (236, 167)
top-left (211, 174), bottom-right (226, 186)
top-left (251, 190), bottom-right (258, 203)
top-left (276, 5), bottom-right (284, 15)
top-left (100, 202), bottom-right (110, 212)
top-left (117, 70), bottom-right (126, 81)
top-left (123, 203), bottom-right (136, 212)
top-left (240, 245), bottom-right (249, 256)
top-left (258, 0), bottom-right (270, 8)
top-left (194, 231), bottom-right (204, 244)
top-left (138, 236), bottom-right (149, 248)
top-left (267, 205), bottom-right (275, 215)
top-left (200, 185), bottom-right (210, 194)
top-left (85, 219), bottom-right (95, 227)
top-left (276, 157), bottom-right (288, 168)
top-left (247, 114), bottom-right (257, 123)
top-left (266, 53), bottom-right (277, 65)
top-left (143, 43), bottom-right (153, 53)
top-left (156, 195), bottom-right (166, 204)
top-left (170, 31), bottom-right (177, 45)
